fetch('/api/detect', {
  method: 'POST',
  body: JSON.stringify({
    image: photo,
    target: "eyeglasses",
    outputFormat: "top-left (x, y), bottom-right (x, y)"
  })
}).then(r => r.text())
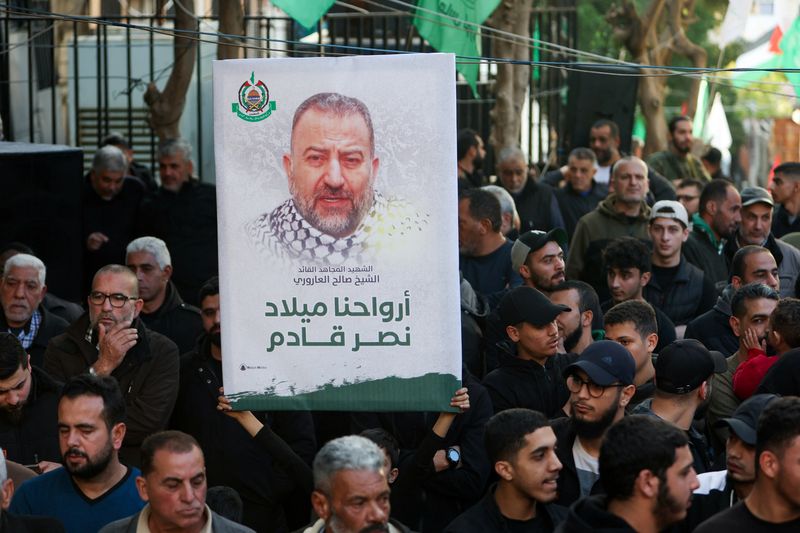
top-left (88, 291), bottom-right (137, 308)
top-left (566, 375), bottom-right (625, 398)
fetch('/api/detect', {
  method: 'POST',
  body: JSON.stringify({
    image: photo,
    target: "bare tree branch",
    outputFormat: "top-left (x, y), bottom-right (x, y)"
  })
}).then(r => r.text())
top-left (144, 0), bottom-right (198, 141)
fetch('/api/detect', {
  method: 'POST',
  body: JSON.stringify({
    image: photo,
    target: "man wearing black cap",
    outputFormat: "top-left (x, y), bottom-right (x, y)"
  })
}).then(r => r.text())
top-left (722, 185), bottom-right (800, 297)
top-left (482, 287), bottom-right (576, 418)
top-left (695, 397), bottom-right (800, 532)
top-left (550, 340), bottom-right (637, 507)
top-left (632, 339), bottom-right (727, 474)
top-left (510, 229), bottom-right (568, 295)
top-left (681, 394), bottom-right (778, 531)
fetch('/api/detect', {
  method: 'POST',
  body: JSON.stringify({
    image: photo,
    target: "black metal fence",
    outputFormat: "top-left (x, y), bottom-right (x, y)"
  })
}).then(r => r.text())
top-left (0, 5), bottom-right (576, 178)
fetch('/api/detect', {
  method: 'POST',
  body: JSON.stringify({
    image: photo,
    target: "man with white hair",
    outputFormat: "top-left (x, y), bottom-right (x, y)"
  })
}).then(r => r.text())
top-left (84, 145), bottom-right (145, 291)
top-left (482, 185), bottom-right (520, 239)
top-left (0, 254), bottom-right (68, 368)
top-left (304, 435), bottom-right (413, 533)
top-left (126, 237), bottom-right (202, 353)
top-left (495, 145), bottom-right (564, 233)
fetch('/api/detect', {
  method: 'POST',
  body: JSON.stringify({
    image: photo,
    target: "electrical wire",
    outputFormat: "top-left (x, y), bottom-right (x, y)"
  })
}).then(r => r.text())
top-left (0, 2), bottom-right (797, 99)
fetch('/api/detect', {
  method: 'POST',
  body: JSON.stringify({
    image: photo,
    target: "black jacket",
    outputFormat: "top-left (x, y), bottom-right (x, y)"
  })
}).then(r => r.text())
top-left (171, 335), bottom-right (316, 533)
top-left (684, 284), bottom-right (738, 356)
top-left (43, 313), bottom-right (180, 465)
top-left (643, 256), bottom-right (715, 326)
top-left (138, 180), bottom-right (218, 305)
top-left (139, 281), bottom-right (203, 354)
top-left (0, 512), bottom-right (65, 533)
top-left (683, 225), bottom-right (729, 289)
top-left (0, 366), bottom-right (62, 464)
top-left (82, 177), bottom-right (145, 291)
top-left (772, 204), bottom-right (800, 239)
top-left (444, 483), bottom-right (567, 532)
top-left (511, 178), bottom-right (564, 234)
top-left (351, 372), bottom-right (492, 533)
top-left (482, 344), bottom-right (576, 418)
top-left (0, 305), bottom-right (68, 369)
top-left (555, 496), bottom-right (637, 533)
top-left (551, 417), bottom-right (604, 508)
top-left (41, 293), bottom-right (83, 324)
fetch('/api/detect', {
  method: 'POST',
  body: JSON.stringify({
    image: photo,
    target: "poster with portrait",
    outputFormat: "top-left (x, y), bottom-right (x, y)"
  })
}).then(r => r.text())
top-left (213, 53), bottom-right (461, 411)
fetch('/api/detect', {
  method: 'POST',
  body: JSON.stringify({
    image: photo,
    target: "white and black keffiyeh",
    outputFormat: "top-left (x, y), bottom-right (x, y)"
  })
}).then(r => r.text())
top-left (246, 191), bottom-right (429, 265)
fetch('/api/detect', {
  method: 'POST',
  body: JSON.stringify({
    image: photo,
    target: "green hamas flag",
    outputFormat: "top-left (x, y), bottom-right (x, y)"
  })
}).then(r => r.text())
top-left (414, 0), bottom-right (501, 97)
top-left (271, 0), bottom-right (336, 31)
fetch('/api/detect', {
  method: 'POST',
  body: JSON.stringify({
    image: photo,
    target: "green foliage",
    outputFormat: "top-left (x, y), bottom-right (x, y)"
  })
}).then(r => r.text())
top-left (576, 0), bottom-right (746, 150)
top-left (576, 1), bottom-right (621, 59)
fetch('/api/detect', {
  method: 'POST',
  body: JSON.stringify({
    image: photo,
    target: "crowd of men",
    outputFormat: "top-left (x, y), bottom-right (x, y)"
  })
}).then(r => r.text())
top-left (1, 113), bottom-right (800, 532)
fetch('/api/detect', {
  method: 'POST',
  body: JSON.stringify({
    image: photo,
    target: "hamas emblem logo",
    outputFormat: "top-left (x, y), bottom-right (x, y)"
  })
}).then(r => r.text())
top-left (232, 71), bottom-right (276, 122)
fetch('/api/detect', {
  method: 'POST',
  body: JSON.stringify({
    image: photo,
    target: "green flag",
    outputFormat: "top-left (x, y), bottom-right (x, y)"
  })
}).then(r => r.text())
top-left (413, 0), bottom-right (501, 97)
top-left (271, 0), bottom-right (336, 31)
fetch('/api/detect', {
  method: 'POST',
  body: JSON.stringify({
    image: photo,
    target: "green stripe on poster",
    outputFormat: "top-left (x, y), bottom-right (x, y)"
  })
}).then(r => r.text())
top-left (228, 372), bottom-right (461, 412)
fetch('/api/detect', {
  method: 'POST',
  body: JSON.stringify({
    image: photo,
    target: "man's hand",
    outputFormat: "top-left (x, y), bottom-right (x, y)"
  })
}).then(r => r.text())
top-left (217, 387), bottom-right (264, 437)
top-left (94, 321), bottom-right (138, 375)
top-left (86, 232), bottom-right (110, 251)
top-left (433, 445), bottom-right (461, 473)
top-left (37, 461), bottom-right (62, 474)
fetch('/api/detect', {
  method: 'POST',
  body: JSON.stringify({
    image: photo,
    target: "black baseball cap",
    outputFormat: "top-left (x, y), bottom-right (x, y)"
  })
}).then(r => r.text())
top-left (655, 339), bottom-right (727, 394)
top-left (511, 228), bottom-right (568, 272)
top-left (498, 286), bottom-right (570, 328)
top-left (564, 340), bottom-right (635, 386)
top-left (714, 393), bottom-right (779, 446)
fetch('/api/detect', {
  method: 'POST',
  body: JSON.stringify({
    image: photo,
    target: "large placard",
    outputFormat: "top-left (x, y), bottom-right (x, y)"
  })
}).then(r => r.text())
top-left (213, 53), bottom-right (461, 411)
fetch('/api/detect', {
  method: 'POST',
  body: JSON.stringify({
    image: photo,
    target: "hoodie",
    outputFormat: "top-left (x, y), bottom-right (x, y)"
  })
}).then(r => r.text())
top-left (556, 496), bottom-right (637, 533)
top-left (482, 342), bottom-right (576, 418)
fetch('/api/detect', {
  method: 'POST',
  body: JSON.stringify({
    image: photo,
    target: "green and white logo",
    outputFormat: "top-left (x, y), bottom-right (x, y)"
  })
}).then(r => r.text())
top-left (232, 71), bottom-right (276, 122)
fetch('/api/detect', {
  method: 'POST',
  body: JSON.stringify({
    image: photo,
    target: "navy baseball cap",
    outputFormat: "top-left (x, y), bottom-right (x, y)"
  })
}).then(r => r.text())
top-left (564, 340), bottom-right (635, 386)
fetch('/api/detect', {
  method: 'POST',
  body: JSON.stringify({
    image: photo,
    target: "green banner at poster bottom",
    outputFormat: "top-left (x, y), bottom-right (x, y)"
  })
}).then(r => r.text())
top-left (229, 372), bottom-right (461, 412)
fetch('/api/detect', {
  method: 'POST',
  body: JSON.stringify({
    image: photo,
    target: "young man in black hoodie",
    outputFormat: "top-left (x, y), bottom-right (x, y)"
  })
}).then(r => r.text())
top-left (482, 286), bottom-right (574, 418)
top-left (557, 415), bottom-right (699, 532)
top-left (444, 408), bottom-right (567, 532)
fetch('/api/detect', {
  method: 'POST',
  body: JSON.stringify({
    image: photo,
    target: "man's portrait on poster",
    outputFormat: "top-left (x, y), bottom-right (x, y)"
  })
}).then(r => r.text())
top-left (247, 92), bottom-right (427, 265)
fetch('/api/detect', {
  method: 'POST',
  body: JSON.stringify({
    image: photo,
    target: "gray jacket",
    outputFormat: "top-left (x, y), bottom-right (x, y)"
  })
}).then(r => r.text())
top-left (775, 238), bottom-right (800, 297)
top-left (99, 506), bottom-right (255, 533)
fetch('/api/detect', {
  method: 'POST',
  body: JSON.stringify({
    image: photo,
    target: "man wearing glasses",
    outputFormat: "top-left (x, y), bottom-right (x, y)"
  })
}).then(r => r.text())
top-left (43, 265), bottom-right (180, 467)
top-left (550, 340), bottom-right (637, 508)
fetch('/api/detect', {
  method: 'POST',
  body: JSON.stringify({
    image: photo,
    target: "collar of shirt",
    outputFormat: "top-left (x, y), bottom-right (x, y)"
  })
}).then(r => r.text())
top-left (135, 503), bottom-right (212, 533)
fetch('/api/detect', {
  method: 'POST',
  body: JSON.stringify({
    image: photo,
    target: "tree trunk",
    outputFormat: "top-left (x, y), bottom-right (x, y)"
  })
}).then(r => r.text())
top-left (487, 0), bottom-right (531, 154)
top-left (144, 0), bottom-right (198, 142)
top-left (218, 0), bottom-right (244, 60)
top-left (666, 0), bottom-right (706, 119)
top-left (639, 75), bottom-right (667, 152)
top-left (607, 0), bottom-right (706, 155)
